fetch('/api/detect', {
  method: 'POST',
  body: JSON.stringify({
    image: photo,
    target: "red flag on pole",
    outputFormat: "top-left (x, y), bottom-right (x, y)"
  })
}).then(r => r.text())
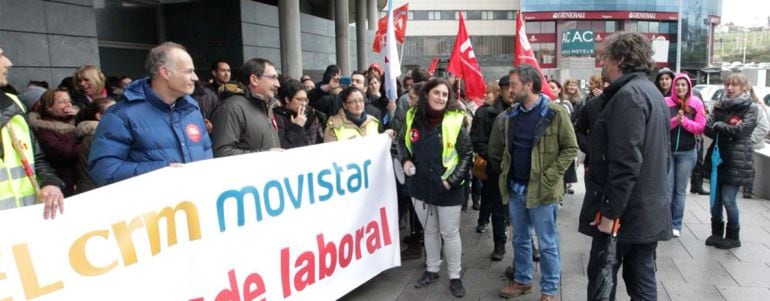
top-left (373, 3), bottom-right (409, 53)
top-left (427, 57), bottom-right (439, 75)
top-left (447, 11), bottom-right (486, 106)
top-left (514, 11), bottom-right (556, 100)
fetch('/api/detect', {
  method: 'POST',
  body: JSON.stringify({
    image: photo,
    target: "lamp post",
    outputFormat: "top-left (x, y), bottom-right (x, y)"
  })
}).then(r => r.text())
top-left (675, 0), bottom-right (682, 73)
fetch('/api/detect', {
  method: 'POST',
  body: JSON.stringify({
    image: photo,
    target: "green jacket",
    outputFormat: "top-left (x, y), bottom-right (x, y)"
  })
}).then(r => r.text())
top-left (487, 96), bottom-right (578, 208)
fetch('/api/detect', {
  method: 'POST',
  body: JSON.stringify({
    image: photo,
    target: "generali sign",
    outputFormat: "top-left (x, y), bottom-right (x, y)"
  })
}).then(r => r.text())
top-left (524, 11), bottom-right (678, 21)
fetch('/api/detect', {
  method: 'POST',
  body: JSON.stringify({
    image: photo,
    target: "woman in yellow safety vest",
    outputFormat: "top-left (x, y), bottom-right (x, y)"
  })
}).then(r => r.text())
top-left (324, 86), bottom-right (380, 142)
top-left (397, 77), bottom-right (473, 297)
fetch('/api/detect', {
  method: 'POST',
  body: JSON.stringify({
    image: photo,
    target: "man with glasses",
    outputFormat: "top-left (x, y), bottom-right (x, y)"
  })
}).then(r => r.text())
top-left (211, 58), bottom-right (282, 157)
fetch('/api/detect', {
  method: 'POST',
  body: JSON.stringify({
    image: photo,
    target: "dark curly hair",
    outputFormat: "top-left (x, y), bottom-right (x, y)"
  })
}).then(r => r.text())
top-left (602, 32), bottom-right (654, 74)
top-left (277, 79), bottom-right (305, 105)
top-left (412, 77), bottom-right (462, 127)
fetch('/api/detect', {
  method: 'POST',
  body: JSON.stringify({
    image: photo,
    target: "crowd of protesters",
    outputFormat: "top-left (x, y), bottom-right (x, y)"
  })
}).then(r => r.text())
top-left (2, 31), bottom-right (769, 300)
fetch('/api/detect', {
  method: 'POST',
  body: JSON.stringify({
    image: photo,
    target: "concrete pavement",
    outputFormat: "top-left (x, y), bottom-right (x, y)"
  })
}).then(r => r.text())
top-left (341, 173), bottom-right (770, 301)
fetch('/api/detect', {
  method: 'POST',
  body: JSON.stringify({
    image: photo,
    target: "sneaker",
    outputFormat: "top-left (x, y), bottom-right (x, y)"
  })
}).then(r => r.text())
top-left (475, 223), bottom-right (488, 233)
top-left (499, 281), bottom-right (532, 298)
top-left (673, 229), bottom-right (680, 237)
top-left (491, 244), bottom-right (506, 261)
top-left (414, 271), bottom-right (439, 288)
top-left (449, 279), bottom-right (466, 298)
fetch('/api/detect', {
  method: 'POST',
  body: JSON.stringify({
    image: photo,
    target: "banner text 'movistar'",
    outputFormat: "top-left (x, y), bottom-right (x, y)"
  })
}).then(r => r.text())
top-left (216, 160), bottom-right (372, 232)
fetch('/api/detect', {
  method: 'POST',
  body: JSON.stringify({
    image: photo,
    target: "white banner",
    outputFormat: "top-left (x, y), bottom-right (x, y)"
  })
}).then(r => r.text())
top-left (0, 135), bottom-right (400, 300)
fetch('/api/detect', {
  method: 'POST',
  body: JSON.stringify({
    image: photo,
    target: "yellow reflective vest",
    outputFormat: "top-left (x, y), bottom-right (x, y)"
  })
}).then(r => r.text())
top-left (0, 93), bottom-right (37, 209)
top-left (404, 109), bottom-right (465, 179)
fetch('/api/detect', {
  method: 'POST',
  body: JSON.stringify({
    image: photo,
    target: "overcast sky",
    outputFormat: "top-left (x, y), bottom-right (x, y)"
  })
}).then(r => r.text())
top-left (721, 0), bottom-right (769, 27)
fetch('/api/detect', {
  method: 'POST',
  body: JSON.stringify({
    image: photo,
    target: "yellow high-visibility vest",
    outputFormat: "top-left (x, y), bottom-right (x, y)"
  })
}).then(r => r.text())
top-left (404, 109), bottom-right (465, 179)
top-left (332, 118), bottom-right (379, 140)
top-left (0, 93), bottom-right (37, 210)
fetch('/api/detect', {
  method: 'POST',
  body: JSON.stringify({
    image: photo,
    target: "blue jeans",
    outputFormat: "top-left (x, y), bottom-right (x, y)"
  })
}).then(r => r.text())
top-left (711, 183), bottom-right (740, 227)
top-left (508, 184), bottom-right (560, 296)
top-left (666, 149), bottom-right (697, 231)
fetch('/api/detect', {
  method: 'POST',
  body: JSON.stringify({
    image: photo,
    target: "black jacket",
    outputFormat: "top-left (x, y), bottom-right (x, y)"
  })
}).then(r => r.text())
top-left (574, 95), bottom-right (602, 165)
top-left (704, 93), bottom-right (758, 186)
top-left (578, 72), bottom-right (672, 244)
top-left (273, 106), bottom-right (324, 149)
top-left (397, 112), bottom-right (473, 206)
top-left (0, 93), bottom-right (66, 190)
top-left (471, 96), bottom-right (509, 161)
top-left (308, 86), bottom-right (340, 119)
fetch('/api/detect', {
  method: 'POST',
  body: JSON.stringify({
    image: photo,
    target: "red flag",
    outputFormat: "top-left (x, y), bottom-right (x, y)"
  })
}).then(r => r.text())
top-left (514, 12), bottom-right (556, 100)
top-left (446, 11), bottom-right (486, 105)
top-left (427, 57), bottom-right (439, 75)
top-left (373, 3), bottom-right (409, 53)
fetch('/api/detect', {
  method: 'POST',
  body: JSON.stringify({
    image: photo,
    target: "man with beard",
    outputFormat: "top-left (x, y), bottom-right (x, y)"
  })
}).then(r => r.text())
top-left (579, 32), bottom-right (671, 300)
top-left (489, 65), bottom-right (577, 301)
top-left (211, 58), bottom-right (282, 156)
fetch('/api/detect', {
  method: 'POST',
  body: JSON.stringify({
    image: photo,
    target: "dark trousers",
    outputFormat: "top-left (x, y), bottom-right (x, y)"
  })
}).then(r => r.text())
top-left (478, 176), bottom-right (507, 244)
top-left (586, 235), bottom-right (658, 301)
top-left (397, 182), bottom-right (422, 235)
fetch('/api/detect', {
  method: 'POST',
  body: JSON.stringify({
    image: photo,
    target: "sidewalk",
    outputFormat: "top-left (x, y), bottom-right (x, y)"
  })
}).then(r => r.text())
top-left (342, 173), bottom-right (770, 301)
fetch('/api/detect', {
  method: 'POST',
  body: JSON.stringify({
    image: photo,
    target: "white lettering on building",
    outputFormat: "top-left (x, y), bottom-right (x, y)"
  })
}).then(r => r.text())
top-left (629, 12), bottom-right (657, 19)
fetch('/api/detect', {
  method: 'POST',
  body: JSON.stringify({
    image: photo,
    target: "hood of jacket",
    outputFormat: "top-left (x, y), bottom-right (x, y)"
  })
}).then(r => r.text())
top-left (669, 73), bottom-right (693, 100)
top-left (76, 120), bottom-right (99, 137)
top-left (28, 111), bottom-right (78, 134)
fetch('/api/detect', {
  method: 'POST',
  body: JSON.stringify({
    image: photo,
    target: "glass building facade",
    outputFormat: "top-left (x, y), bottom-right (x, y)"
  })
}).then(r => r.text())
top-left (521, 0), bottom-right (722, 82)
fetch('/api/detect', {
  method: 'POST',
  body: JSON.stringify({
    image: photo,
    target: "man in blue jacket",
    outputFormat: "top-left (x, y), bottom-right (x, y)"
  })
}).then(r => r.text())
top-left (88, 42), bottom-right (213, 186)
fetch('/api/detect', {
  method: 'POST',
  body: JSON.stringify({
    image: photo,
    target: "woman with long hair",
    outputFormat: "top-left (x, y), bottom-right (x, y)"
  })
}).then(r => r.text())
top-left (398, 78), bottom-right (473, 297)
top-left (549, 79), bottom-right (578, 195)
top-left (704, 73), bottom-right (759, 249)
top-left (665, 73), bottom-right (706, 237)
top-left (561, 78), bottom-right (583, 122)
top-left (29, 88), bottom-right (80, 196)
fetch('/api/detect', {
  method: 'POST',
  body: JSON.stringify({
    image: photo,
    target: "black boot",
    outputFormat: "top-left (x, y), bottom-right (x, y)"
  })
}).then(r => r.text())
top-left (491, 243), bottom-right (506, 261)
top-left (716, 225), bottom-right (741, 249)
top-left (690, 173), bottom-right (709, 195)
top-left (401, 239), bottom-right (423, 260)
top-left (705, 218), bottom-right (725, 246)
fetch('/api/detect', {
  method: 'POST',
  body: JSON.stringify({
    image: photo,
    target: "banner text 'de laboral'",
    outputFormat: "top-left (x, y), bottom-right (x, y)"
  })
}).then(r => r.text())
top-left (0, 135), bottom-right (399, 300)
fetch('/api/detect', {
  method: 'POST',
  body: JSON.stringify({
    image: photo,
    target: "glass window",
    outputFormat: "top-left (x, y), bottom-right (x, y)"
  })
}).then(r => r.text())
top-left (466, 11), bottom-right (481, 20)
top-left (606, 21), bottom-right (617, 32)
top-left (638, 21), bottom-right (649, 33)
top-left (95, 0), bottom-right (158, 44)
top-left (408, 11), bottom-right (414, 20)
top-left (659, 22), bottom-right (669, 33)
top-left (527, 21), bottom-right (542, 34)
top-left (454, 11), bottom-right (467, 19)
top-left (442, 11), bottom-right (455, 20)
top-left (649, 21), bottom-right (659, 33)
top-left (541, 21), bottom-right (556, 33)
top-left (413, 11), bottom-right (428, 20)
top-left (494, 11), bottom-right (509, 20)
top-left (592, 21), bottom-right (605, 33)
top-left (577, 21), bottom-right (592, 29)
top-left (626, 21), bottom-right (638, 32)
top-left (507, 11), bottom-right (515, 20)
top-left (428, 11), bottom-right (440, 20)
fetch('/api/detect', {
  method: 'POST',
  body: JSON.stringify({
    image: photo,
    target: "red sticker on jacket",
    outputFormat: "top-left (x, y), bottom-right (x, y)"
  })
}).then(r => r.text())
top-left (186, 124), bottom-right (202, 143)
top-left (410, 128), bottom-right (420, 142)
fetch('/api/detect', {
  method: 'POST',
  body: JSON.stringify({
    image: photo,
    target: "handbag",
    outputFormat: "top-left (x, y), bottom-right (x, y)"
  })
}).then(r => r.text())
top-left (472, 153), bottom-right (488, 180)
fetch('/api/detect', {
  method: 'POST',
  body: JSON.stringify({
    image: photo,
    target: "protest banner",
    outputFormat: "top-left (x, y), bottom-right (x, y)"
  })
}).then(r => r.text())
top-left (0, 135), bottom-right (399, 300)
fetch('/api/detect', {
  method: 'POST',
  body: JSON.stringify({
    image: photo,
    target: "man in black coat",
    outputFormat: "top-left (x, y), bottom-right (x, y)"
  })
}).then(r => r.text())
top-left (470, 75), bottom-right (511, 261)
top-left (579, 33), bottom-right (672, 300)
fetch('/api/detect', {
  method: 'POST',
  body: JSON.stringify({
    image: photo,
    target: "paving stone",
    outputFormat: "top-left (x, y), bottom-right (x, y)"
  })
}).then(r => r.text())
top-left (718, 257), bottom-right (770, 288)
top-left (662, 282), bottom-right (724, 301)
top-left (673, 258), bottom-right (739, 286)
top-left (728, 241), bottom-right (770, 262)
top-left (717, 286), bottom-right (770, 301)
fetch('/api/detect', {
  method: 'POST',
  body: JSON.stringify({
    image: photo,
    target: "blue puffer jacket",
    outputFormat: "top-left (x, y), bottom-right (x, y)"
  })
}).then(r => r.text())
top-left (88, 78), bottom-right (213, 186)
